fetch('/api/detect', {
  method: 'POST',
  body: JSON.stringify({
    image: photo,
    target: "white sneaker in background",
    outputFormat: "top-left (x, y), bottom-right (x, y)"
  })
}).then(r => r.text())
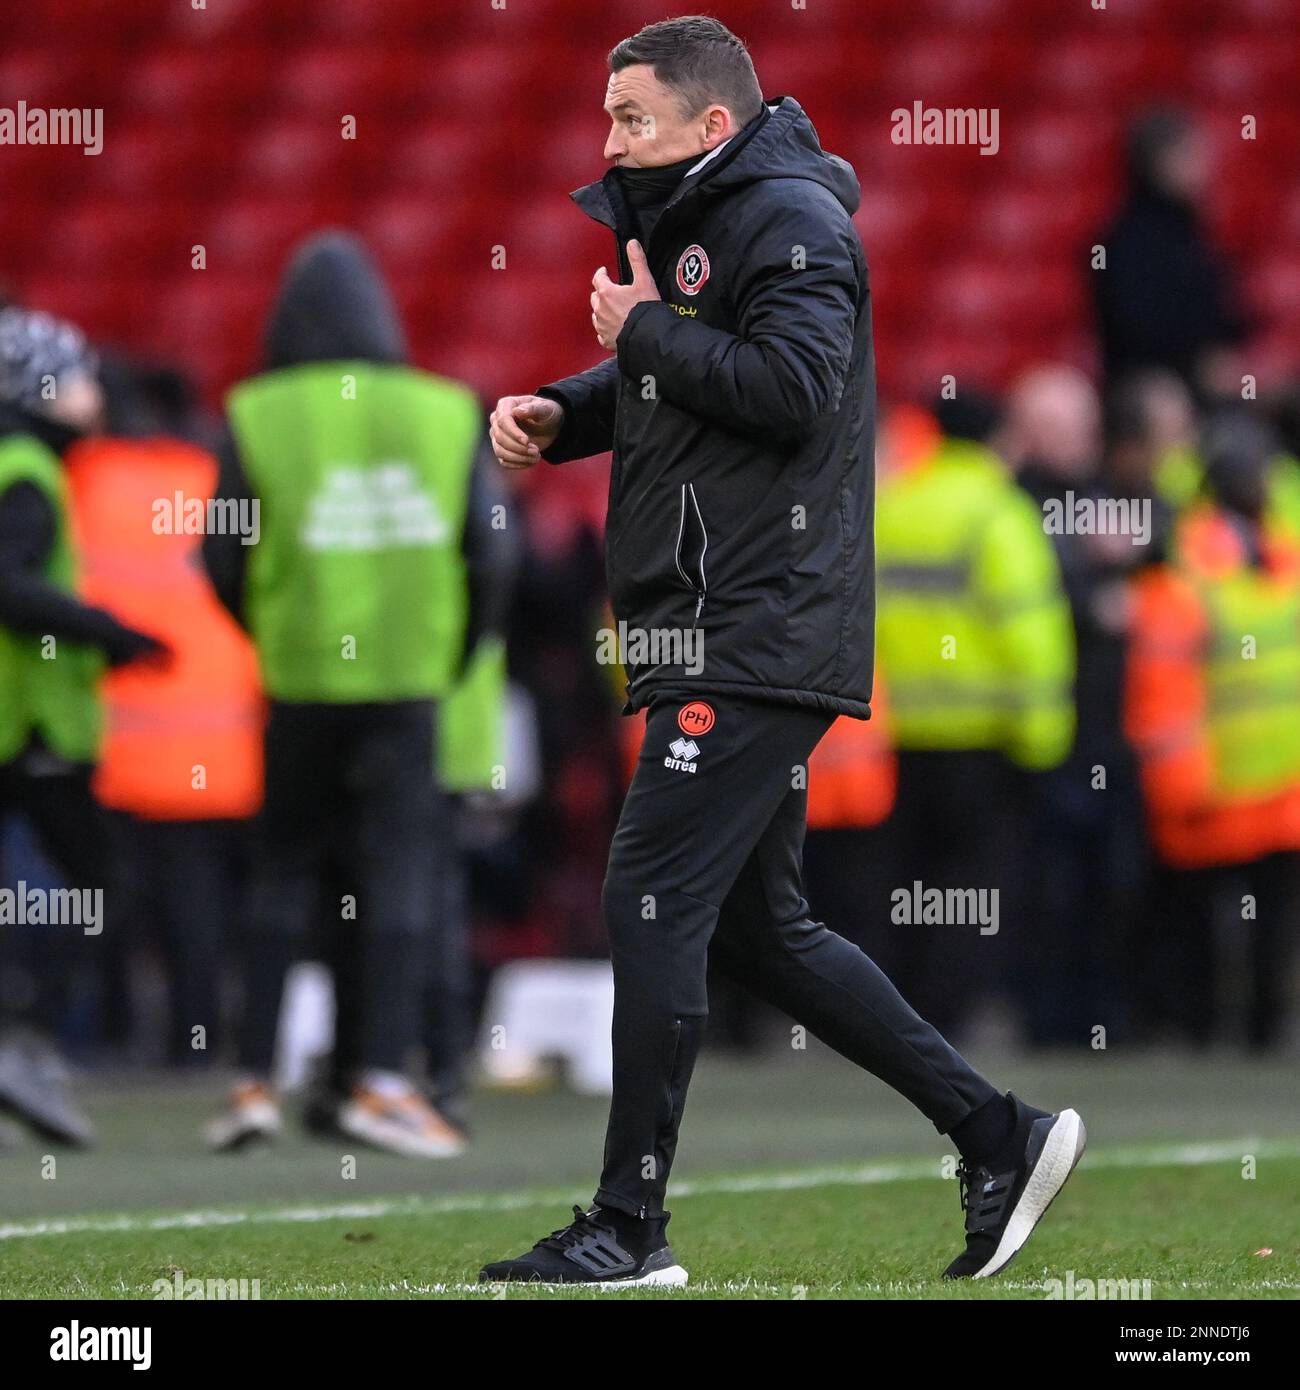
top-left (337, 1074), bottom-right (467, 1158)
top-left (204, 1080), bottom-right (282, 1151)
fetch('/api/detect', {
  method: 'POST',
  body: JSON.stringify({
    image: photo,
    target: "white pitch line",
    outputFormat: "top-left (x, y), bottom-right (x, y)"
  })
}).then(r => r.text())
top-left (1, 1136), bottom-right (1297, 1242)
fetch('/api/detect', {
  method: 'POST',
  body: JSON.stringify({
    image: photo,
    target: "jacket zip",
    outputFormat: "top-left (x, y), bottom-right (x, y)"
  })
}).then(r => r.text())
top-left (674, 482), bottom-right (709, 625)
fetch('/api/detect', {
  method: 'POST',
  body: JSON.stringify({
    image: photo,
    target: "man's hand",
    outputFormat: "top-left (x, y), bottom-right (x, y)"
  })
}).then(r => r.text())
top-left (591, 240), bottom-right (660, 351)
top-left (489, 395), bottom-right (565, 468)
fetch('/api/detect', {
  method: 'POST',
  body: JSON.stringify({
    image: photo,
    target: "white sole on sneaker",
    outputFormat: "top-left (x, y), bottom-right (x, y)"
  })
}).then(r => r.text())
top-left (204, 1101), bottom-right (282, 1152)
top-left (972, 1108), bottom-right (1087, 1279)
top-left (597, 1264), bottom-right (689, 1288)
top-left (336, 1104), bottom-right (465, 1159)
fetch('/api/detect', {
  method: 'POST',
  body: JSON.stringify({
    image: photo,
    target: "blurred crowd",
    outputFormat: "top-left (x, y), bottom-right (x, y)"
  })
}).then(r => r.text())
top-left (1, 105), bottom-right (1298, 1153)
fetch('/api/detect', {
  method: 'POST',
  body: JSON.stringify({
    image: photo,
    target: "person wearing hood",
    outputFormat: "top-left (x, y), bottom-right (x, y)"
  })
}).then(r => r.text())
top-left (481, 15), bottom-right (1085, 1287)
top-left (1093, 108), bottom-right (1246, 397)
top-left (0, 307), bottom-right (168, 1146)
top-left (201, 232), bottom-right (515, 1157)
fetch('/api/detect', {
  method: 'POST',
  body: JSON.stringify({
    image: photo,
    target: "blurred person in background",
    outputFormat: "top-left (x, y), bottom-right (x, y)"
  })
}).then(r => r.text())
top-left (791, 402), bottom-right (926, 987)
top-left (419, 635), bottom-right (515, 1130)
top-left (1125, 367), bottom-right (1207, 511)
top-left (788, 680), bottom-right (898, 968)
top-left (63, 359), bottom-right (263, 1067)
top-left (1103, 375), bottom-right (1183, 547)
top-left (1126, 412), bottom-right (1300, 1050)
top-left (1264, 383), bottom-right (1300, 536)
top-left (201, 231), bottom-right (510, 1156)
top-left (1003, 367), bottom-right (1151, 1044)
top-left (0, 308), bottom-right (168, 1145)
top-left (1093, 107), bottom-right (1246, 401)
top-left (309, 573), bottom-right (517, 1141)
top-left (505, 481), bottom-right (625, 964)
top-left (874, 389), bottom-right (1076, 1037)
top-left (481, 15), bottom-right (1086, 1288)
top-left (1139, 368), bottom-right (1300, 535)
top-left (788, 402), bottom-right (933, 992)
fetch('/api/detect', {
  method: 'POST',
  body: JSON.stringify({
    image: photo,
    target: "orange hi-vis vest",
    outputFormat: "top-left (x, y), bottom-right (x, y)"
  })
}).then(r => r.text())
top-left (803, 695), bottom-right (896, 830)
top-left (618, 689), bottom-right (896, 831)
top-left (1125, 506), bottom-right (1300, 869)
top-left (65, 437), bottom-right (265, 820)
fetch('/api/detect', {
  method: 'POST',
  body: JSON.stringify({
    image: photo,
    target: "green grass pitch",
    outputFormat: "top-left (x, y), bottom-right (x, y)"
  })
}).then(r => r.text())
top-left (3, 1049), bottom-right (1297, 1299)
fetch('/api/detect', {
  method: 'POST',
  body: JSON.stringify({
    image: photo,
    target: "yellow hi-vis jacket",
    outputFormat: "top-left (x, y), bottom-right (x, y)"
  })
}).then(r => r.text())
top-left (874, 438), bottom-right (1076, 770)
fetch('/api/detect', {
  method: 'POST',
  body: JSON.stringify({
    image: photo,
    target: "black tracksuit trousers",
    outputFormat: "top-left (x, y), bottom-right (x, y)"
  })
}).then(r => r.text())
top-left (236, 700), bottom-right (444, 1076)
top-left (594, 691), bottom-right (999, 1219)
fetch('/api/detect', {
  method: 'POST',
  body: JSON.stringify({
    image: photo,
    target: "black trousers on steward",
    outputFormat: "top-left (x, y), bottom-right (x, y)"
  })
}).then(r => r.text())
top-left (595, 691), bottom-right (999, 1219)
top-left (236, 700), bottom-right (445, 1076)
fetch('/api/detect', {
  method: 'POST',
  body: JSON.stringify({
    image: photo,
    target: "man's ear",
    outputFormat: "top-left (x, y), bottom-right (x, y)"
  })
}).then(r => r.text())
top-left (701, 104), bottom-right (734, 149)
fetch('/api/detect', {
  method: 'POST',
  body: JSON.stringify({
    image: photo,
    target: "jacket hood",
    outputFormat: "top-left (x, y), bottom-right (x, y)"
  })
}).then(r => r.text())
top-left (574, 96), bottom-right (860, 229)
top-left (264, 231), bottom-right (407, 370)
top-left (696, 96), bottom-right (860, 215)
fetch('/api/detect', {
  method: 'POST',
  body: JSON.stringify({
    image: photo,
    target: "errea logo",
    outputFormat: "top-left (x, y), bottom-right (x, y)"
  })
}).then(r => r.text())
top-left (665, 736), bottom-right (700, 773)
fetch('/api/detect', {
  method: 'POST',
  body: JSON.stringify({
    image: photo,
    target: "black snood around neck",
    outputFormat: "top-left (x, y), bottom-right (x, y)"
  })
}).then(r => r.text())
top-left (613, 151), bottom-right (703, 208)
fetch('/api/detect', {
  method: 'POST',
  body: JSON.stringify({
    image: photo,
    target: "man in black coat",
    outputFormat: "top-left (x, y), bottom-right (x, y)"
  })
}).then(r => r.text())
top-left (481, 15), bottom-right (1084, 1286)
top-left (1093, 108), bottom-right (1245, 396)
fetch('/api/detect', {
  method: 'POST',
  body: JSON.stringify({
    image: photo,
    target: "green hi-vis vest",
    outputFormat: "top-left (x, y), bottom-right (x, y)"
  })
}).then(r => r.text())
top-left (874, 439), bottom-right (1076, 770)
top-left (0, 436), bottom-right (103, 764)
top-left (1197, 568), bottom-right (1300, 798)
top-left (228, 363), bottom-right (480, 703)
top-left (439, 636), bottom-right (507, 792)
top-left (1154, 445), bottom-right (1203, 512)
top-left (1158, 447), bottom-right (1300, 542)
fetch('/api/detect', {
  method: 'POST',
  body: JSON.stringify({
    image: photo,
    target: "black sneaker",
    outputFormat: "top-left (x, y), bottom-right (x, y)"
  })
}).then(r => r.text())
top-left (943, 1094), bottom-right (1086, 1280)
top-left (479, 1206), bottom-right (688, 1287)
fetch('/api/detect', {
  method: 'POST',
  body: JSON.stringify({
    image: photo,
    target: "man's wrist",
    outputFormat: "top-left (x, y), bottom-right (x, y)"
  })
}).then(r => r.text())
top-left (615, 300), bottom-right (667, 377)
top-left (534, 387), bottom-right (570, 462)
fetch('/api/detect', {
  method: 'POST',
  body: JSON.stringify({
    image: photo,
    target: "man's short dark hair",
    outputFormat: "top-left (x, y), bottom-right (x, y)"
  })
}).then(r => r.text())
top-left (609, 15), bottom-right (763, 125)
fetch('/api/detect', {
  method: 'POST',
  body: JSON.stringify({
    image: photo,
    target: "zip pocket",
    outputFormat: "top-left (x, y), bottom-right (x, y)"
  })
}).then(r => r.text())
top-left (674, 482), bottom-right (709, 625)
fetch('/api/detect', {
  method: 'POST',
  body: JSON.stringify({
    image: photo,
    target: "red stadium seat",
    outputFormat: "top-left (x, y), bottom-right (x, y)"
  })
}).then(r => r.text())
top-left (360, 195), bottom-right (463, 276)
top-left (201, 195), bottom-right (332, 272)
top-left (1191, 39), bottom-right (1300, 105)
top-left (4, 4), bottom-right (1297, 407)
top-left (1247, 256), bottom-right (1300, 324)
top-left (381, 123), bottom-right (485, 194)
